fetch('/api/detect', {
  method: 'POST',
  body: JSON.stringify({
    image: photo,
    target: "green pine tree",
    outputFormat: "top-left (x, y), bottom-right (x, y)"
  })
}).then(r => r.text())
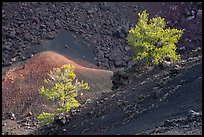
top-left (36, 64), bottom-right (89, 125)
top-left (127, 10), bottom-right (184, 65)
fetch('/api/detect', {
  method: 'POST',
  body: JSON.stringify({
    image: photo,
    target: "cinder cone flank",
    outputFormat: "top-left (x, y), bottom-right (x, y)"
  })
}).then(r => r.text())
top-left (2, 51), bottom-right (113, 116)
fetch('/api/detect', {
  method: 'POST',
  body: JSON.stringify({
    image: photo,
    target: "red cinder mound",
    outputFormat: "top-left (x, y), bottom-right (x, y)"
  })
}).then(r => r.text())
top-left (2, 51), bottom-right (113, 117)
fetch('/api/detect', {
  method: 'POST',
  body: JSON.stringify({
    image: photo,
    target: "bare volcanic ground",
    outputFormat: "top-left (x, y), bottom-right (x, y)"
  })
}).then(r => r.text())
top-left (2, 51), bottom-right (113, 135)
top-left (31, 51), bottom-right (202, 135)
top-left (2, 50), bottom-right (202, 135)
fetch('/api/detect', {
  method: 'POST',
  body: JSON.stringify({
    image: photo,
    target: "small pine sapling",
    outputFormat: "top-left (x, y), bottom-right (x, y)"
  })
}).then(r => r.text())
top-left (36, 64), bottom-right (89, 125)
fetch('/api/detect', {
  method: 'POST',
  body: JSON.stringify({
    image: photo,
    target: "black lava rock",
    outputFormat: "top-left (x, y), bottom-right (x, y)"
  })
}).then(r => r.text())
top-left (111, 69), bottom-right (129, 90)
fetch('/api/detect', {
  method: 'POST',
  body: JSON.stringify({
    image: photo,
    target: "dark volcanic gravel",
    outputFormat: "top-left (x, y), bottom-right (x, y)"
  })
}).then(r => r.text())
top-left (138, 110), bottom-right (202, 135)
top-left (32, 50), bottom-right (202, 135)
top-left (2, 2), bottom-right (202, 70)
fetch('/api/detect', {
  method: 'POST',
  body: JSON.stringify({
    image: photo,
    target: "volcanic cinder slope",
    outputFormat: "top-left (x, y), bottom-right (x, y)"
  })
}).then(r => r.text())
top-left (2, 51), bottom-right (113, 118)
top-left (32, 52), bottom-right (202, 135)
